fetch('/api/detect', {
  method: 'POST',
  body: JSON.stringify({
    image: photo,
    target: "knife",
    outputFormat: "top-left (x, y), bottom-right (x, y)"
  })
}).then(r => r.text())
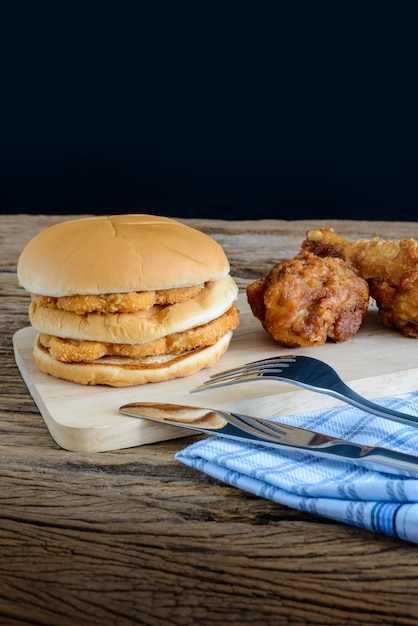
top-left (119, 402), bottom-right (418, 478)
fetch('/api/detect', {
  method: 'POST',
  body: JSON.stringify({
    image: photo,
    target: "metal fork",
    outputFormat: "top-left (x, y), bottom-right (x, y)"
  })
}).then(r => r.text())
top-left (192, 354), bottom-right (418, 428)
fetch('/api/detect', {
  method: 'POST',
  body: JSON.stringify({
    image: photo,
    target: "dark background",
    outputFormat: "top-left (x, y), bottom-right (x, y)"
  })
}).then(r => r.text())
top-left (2, 5), bottom-right (418, 221)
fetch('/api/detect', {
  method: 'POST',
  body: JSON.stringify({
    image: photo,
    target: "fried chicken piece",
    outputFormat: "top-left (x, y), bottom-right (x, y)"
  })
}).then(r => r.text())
top-left (38, 306), bottom-right (239, 362)
top-left (302, 228), bottom-right (418, 338)
top-left (246, 251), bottom-right (369, 347)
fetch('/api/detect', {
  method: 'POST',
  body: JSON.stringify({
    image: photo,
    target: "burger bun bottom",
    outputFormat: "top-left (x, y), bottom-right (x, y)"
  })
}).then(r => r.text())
top-left (33, 332), bottom-right (233, 387)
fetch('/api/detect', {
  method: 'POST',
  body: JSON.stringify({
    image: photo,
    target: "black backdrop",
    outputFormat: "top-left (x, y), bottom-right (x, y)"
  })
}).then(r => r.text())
top-left (2, 5), bottom-right (418, 221)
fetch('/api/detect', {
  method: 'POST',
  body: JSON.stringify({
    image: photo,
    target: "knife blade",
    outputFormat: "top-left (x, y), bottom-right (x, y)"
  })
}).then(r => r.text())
top-left (119, 402), bottom-right (418, 478)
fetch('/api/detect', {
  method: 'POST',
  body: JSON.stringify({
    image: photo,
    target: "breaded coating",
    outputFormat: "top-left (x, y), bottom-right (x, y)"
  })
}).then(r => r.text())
top-left (38, 306), bottom-right (239, 362)
top-left (303, 228), bottom-right (418, 338)
top-left (247, 251), bottom-right (369, 347)
top-left (31, 283), bottom-right (205, 314)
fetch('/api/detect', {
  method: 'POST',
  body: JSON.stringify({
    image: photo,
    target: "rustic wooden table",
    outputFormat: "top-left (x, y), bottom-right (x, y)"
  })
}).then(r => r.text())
top-left (2, 214), bottom-right (418, 626)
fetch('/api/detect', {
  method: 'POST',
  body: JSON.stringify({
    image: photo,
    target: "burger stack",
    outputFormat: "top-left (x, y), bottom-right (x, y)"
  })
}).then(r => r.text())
top-left (17, 214), bottom-right (239, 386)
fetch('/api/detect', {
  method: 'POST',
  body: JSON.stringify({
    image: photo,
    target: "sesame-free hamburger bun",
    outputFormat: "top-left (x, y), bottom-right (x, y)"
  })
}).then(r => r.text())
top-left (17, 214), bottom-right (239, 386)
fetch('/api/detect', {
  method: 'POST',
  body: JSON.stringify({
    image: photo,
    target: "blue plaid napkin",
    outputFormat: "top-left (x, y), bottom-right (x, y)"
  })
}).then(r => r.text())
top-left (176, 392), bottom-right (418, 543)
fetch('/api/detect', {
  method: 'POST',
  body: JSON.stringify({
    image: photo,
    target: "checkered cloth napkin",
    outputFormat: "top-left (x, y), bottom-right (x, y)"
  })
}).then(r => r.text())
top-left (176, 392), bottom-right (418, 543)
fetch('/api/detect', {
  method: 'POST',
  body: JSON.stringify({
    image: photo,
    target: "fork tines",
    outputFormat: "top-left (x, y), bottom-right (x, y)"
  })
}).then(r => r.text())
top-left (211, 355), bottom-right (297, 378)
top-left (192, 355), bottom-right (297, 392)
top-left (246, 355), bottom-right (297, 365)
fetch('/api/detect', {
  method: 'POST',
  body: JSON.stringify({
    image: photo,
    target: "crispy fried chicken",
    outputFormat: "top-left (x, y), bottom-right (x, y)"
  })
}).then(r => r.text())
top-left (247, 250), bottom-right (369, 347)
top-left (302, 228), bottom-right (418, 338)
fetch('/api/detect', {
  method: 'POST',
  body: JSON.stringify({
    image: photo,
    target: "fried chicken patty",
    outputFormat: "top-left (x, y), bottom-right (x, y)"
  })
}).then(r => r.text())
top-left (38, 306), bottom-right (239, 362)
top-left (31, 284), bottom-right (205, 314)
top-left (247, 251), bottom-right (369, 347)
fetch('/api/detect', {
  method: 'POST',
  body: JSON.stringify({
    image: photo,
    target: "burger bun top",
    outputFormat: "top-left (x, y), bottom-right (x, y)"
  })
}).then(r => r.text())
top-left (18, 214), bottom-right (231, 296)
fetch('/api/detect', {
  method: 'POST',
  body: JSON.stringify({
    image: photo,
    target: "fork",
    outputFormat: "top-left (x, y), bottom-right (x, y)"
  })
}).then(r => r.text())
top-left (192, 354), bottom-right (418, 428)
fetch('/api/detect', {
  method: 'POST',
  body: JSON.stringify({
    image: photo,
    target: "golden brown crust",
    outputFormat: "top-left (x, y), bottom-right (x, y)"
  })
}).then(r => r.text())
top-left (302, 228), bottom-right (418, 338)
top-left (33, 332), bottom-right (233, 387)
top-left (38, 305), bottom-right (239, 362)
top-left (245, 278), bottom-right (266, 322)
top-left (29, 276), bottom-right (239, 344)
top-left (247, 251), bottom-right (369, 347)
top-left (301, 227), bottom-right (350, 259)
top-left (31, 284), bottom-right (205, 314)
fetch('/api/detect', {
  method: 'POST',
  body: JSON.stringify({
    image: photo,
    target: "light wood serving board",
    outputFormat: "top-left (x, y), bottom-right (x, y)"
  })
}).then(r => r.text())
top-left (13, 294), bottom-right (418, 453)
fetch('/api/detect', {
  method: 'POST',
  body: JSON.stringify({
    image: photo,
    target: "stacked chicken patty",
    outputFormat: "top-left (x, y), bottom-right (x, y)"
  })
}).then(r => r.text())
top-left (17, 214), bottom-right (239, 386)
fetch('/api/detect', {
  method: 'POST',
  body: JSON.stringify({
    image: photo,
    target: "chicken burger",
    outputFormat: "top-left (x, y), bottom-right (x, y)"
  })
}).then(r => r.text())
top-left (17, 214), bottom-right (239, 386)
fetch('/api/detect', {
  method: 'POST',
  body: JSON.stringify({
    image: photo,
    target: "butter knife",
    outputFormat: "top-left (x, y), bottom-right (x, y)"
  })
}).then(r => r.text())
top-left (120, 402), bottom-right (418, 477)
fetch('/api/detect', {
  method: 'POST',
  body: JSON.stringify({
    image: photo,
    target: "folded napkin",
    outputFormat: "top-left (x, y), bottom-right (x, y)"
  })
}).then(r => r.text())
top-left (176, 393), bottom-right (418, 543)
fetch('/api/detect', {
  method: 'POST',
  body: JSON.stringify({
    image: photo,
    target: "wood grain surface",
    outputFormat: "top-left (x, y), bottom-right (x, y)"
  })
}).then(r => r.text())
top-left (2, 214), bottom-right (418, 626)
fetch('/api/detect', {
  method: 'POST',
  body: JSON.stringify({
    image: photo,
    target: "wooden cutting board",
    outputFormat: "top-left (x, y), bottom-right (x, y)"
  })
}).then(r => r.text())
top-left (13, 294), bottom-right (418, 453)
